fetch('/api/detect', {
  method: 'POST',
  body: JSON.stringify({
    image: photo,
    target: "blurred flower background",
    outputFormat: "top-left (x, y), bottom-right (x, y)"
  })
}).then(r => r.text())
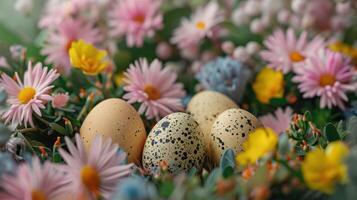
top-left (0, 0), bottom-right (356, 199)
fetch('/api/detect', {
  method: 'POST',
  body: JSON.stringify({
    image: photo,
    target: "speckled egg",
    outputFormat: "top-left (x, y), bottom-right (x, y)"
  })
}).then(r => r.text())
top-left (142, 112), bottom-right (205, 174)
top-left (210, 108), bottom-right (261, 165)
top-left (186, 91), bottom-right (238, 154)
top-left (80, 98), bottom-right (146, 164)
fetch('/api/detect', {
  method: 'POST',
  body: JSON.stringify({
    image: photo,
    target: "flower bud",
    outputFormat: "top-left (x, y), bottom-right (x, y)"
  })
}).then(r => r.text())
top-left (291, 0), bottom-right (306, 14)
top-left (232, 9), bottom-right (250, 26)
top-left (233, 47), bottom-right (250, 62)
top-left (156, 42), bottom-right (173, 60)
top-left (246, 42), bottom-right (260, 55)
top-left (14, 0), bottom-right (34, 15)
top-left (250, 19), bottom-right (265, 33)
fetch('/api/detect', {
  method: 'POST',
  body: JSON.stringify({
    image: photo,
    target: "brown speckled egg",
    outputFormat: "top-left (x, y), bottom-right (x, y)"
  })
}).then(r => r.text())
top-left (142, 112), bottom-right (205, 174)
top-left (210, 108), bottom-right (261, 165)
top-left (80, 98), bottom-right (146, 164)
top-left (186, 91), bottom-right (238, 155)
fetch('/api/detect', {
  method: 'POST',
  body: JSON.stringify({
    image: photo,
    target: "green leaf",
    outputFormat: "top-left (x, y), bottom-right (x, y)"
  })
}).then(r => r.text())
top-left (221, 21), bottom-right (262, 45)
top-left (52, 147), bottom-right (62, 163)
top-left (219, 149), bottom-right (235, 171)
top-left (64, 120), bottom-right (74, 136)
top-left (306, 133), bottom-right (318, 146)
top-left (278, 134), bottom-right (290, 155)
top-left (204, 168), bottom-right (220, 190)
top-left (222, 166), bottom-right (234, 178)
top-left (159, 180), bottom-right (175, 198)
top-left (0, 89), bottom-right (7, 105)
top-left (250, 165), bottom-right (268, 186)
top-left (49, 123), bottom-right (66, 135)
top-left (0, 123), bottom-right (11, 146)
top-left (347, 117), bottom-right (357, 145)
top-left (318, 137), bottom-right (328, 149)
top-left (337, 120), bottom-right (349, 139)
top-left (269, 98), bottom-right (288, 106)
top-left (347, 116), bottom-right (357, 133)
top-left (295, 145), bottom-right (305, 156)
top-left (304, 111), bottom-right (312, 122)
top-left (188, 167), bottom-right (197, 177)
top-left (159, 7), bottom-right (191, 39)
top-left (324, 123), bottom-right (340, 142)
top-left (0, 23), bottom-right (24, 45)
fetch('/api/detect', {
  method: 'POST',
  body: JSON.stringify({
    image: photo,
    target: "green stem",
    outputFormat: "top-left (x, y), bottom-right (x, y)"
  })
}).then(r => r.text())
top-left (16, 132), bottom-right (36, 154)
top-left (34, 113), bottom-right (50, 125)
top-left (85, 75), bottom-right (102, 90)
top-left (274, 158), bottom-right (304, 182)
top-left (18, 127), bottom-right (39, 133)
top-left (77, 95), bottom-right (93, 121)
top-left (77, 105), bottom-right (87, 121)
top-left (57, 107), bottom-right (76, 113)
top-left (100, 74), bottom-right (110, 98)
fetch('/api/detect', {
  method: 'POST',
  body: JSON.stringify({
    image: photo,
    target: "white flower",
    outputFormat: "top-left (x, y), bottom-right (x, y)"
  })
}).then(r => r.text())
top-left (14, 0), bottom-right (34, 15)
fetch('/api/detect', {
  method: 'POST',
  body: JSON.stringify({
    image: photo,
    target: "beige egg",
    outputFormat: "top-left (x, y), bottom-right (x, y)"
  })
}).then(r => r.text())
top-left (186, 91), bottom-right (238, 156)
top-left (142, 112), bottom-right (205, 174)
top-left (80, 98), bottom-right (146, 164)
top-left (210, 108), bottom-right (261, 165)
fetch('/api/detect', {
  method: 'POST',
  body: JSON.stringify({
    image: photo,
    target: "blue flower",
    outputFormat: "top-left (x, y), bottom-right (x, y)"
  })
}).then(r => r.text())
top-left (0, 152), bottom-right (17, 178)
top-left (111, 176), bottom-right (158, 200)
top-left (196, 57), bottom-right (252, 102)
top-left (344, 101), bottom-right (357, 119)
top-left (182, 95), bottom-right (192, 107)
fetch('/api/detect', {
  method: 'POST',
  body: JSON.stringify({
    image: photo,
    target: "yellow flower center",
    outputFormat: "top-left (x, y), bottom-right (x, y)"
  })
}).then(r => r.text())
top-left (80, 56), bottom-right (99, 71)
top-left (195, 21), bottom-right (206, 30)
top-left (133, 14), bottom-right (145, 24)
top-left (81, 165), bottom-right (100, 194)
top-left (143, 84), bottom-right (161, 100)
top-left (319, 74), bottom-right (336, 87)
top-left (18, 87), bottom-right (36, 104)
top-left (31, 189), bottom-right (47, 200)
top-left (289, 51), bottom-right (305, 62)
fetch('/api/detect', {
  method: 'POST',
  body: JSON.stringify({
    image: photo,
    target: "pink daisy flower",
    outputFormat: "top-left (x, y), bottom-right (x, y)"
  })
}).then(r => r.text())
top-left (52, 93), bottom-right (70, 108)
top-left (293, 50), bottom-right (356, 109)
top-left (259, 107), bottom-right (293, 135)
top-left (39, 0), bottom-right (77, 28)
top-left (0, 157), bottom-right (69, 200)
top-left (0, 56), bottom-right (9, 68)
top-left (0, 62), bottom-right (59, 127)
top-left (41, 18), bottom-right (102, 75)
top-left (59, 134), bottom-right (134, 200)
top-left (123, 58), bottom-right (186, 120)
top-left (171, 2), bottom-right (224, 49)
top-left (260, 28), bottom-right (325, 73)
top-left (109, 0), bottom-right (163, 47)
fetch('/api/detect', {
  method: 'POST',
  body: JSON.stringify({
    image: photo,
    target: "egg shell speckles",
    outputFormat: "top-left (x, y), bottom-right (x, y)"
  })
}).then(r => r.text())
top-left (210, 108), bottom-right (261, 165)
top-left (142, 112), bottom-right (205, 174)
top-left (186, 91), bottom-right (238, 157)
top-left (80, 98), bottom-right (146, 164)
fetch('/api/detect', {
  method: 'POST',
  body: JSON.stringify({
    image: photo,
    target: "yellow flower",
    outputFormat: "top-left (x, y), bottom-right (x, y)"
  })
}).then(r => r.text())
top-left (253, 67), bottom-right (284, 104)
top-left (329, 41), bottom-right (357, 67)
top-left (302, 141), bottom-right (349, 194)
top-left (69, 40), bottom-right (109, 76)
top-left (113, 73), bottom-right (125, 86)
top-left (236, 128), bottom-right (278, 166)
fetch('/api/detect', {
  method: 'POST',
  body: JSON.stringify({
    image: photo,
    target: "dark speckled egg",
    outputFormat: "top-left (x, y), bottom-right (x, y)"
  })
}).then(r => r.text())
top-left (142, 112), bottom-right (205, 174)
top-left (186, 91), bottom-right (238, 158)
top-left (210, 108), bottom-right (262, 165)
